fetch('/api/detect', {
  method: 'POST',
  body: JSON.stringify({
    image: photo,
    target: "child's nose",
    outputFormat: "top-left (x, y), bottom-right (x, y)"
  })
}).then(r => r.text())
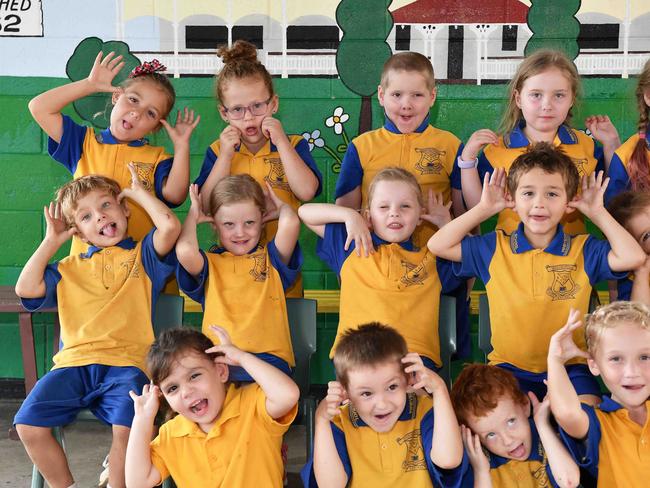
top-left (623, 361), bottom-right (640, 377)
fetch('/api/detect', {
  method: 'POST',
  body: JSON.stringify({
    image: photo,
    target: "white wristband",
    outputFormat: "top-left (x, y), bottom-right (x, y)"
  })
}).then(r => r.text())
top-left (457, 156), bottom-right (479, 169)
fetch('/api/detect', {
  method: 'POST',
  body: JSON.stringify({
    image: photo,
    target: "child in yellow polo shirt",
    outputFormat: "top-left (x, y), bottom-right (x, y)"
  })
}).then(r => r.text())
top-left (451, 363), bottom-right (579, 488)
top-left (302, 323), bottom-right (464, 487)
top-left (547, 303), bottom-right (650, 487)
top-left (176, 174), bottom-right (302, 382)
top-left (14, 168), bottom-right (180, 488)
top-left (126, 326), bottom-right (299, 488)
top-left (429, 142), bottom-right (645, 403)
top-left (299, 167), bottom-right (460, 371)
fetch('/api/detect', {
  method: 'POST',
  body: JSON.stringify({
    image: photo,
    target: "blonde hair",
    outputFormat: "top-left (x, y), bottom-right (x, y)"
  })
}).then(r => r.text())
top-left (585, 301), bottom-right (650, 353)
top-left (55, 175), bottom-right (122, 227)
top-left (367, 167), bottom-right (424, 208)
top-left (501, 49), bottom-right (581, 134)
top-left (380, 51), bottom-right (435, 91)
top-left (208, 174), bottom-right (266, 217)
top-left (627, 59), bottom-right (650, 192)
top-left (215, 40), bottom-right (275, 104)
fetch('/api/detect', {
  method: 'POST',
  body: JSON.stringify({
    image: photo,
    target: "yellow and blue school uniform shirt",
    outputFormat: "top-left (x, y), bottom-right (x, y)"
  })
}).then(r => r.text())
top-left (476, 121), bottom-right (604, 235)
top-left (335, 116), bottom-right (463, 248)
top-left (47, 115), bottom-right (176, 256)
top-left (301, 392), bottom-right (465, 488)
top-left (560, 396), bottom-right (650, 488)
top-left (151, 382), bottom-right (297, 488)
top-left (177, 240), bottom-right (302, 367)
top-left (317, 223), bottom-right (461, 367)
top-left (20, 230), bottom-right (175, 372)
top-left (454, 224), bottom-right (623, 373)
top-left (604, 129), bottom-right (650, 205)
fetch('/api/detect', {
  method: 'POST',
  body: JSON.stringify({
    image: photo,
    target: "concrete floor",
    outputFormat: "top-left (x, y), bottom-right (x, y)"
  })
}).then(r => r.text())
top-left (0, 399), bottom-right (307, 487)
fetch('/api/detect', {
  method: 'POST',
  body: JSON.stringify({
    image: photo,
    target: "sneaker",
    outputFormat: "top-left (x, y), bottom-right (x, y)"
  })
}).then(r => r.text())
top-left (98, 454), bottom-right (109, 487)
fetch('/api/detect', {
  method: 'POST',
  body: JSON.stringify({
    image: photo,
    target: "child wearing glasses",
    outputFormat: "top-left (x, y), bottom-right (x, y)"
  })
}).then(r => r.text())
top-left (194, 40), bottom-right (322, 296)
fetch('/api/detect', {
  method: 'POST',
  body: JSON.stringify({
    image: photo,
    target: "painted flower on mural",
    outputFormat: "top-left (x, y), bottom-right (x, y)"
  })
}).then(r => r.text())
top-left (325, 107), bottom-right (350, 135)
top-left (302, 130), bottom-right (325, 152)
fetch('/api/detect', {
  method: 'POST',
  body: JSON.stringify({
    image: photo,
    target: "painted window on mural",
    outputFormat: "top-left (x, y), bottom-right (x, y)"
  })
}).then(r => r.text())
top-left (232, 25), bottom-right (263, 49)
top-left (185, 25), bottom-right (227, 49)
top-left (578, 23), bottom-right (619, 50)
top-left (287, 26), bottom-right (339, 50)
top-left (502, 25), bottom-right (518, 51)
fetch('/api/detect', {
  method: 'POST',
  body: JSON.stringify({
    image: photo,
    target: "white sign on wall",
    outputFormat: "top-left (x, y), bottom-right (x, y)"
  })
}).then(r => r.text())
top-left (0, 0), bottom-right (42, 36)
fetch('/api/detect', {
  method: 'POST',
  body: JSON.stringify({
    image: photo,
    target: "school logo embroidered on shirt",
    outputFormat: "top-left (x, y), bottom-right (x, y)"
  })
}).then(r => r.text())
top-left (414, 147), bottom-right (445, 175)
top-left (264, 157), bottom-right (291, 191)
top-left (248, 250), bottom-right (268, 282)
top-left (400, 260), bottom-right (428, 286)
top-left (570, 157), bottom-right (588, 176)
top-left (121, 254), bottom-right (140, 278)
top-left (397, 430), bottom-right (427, 472)
top-left (130, 162), bottom-right (155, 191)
top-left (546, 264), bottom-right (580, 300)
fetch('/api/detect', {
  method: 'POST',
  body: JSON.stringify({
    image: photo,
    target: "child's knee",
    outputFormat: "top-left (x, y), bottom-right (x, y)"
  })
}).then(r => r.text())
top-left (15, 424), bottom-right (51, 445)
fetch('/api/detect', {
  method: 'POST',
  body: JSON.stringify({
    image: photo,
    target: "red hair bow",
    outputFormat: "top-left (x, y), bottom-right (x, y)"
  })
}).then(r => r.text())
top-left (129, 59), bottom-right (167, 78)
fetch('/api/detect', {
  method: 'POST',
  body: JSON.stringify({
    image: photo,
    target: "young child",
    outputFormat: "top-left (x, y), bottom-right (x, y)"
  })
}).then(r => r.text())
top-left (29, 52), bottom-right (199, 256)
top-left (605, 59), bottom-right (650, 204)
top-left (459, 49), bottom-right (620, 236)
top-left (175, 174), bottom-right (301, 381)
top-left (334, 51), bottom-right (472, 357)
top-left (608, 191), bottom-right (650, 305)
top-left (451, 363), bottom-right (579, 488)
top-left (301, 323), bottom-right (464, 487)
top-left (195, 40), bottom-right (322, 297)
top-left (547, 303), bottom-right (650, 487)
top-left (13, 168), bottom-right (180, 488)
top-left (125, 326), bottom-right (299, 487)
top-left (428, 142), bottom-right (645, 401)
top-left (299, 167), bottom-right (461, 371)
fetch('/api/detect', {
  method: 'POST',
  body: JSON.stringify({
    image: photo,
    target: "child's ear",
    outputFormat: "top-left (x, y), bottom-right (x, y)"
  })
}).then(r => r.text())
top-left (377, 84), bottom-right (385, 107)
top-left (514, 89), bottom-right (522, 109)
top-left (587, 357), bottom-right (600, 377)
top-left (218, 105), bottom-right (229, 123)
top-left (111, 88), bottom-right (124, 106)
top-left (565, 195), bottom-right (579, 214)
top-left (120, 199), bottom-right (131, 218)
top-left (363, 208), bottom-right (372, 227)
top-left (214, 361), bottom-right (229, 383)
top-left (270, 94), bottom-right (279, 114)
top-left (429, 86), bottom-right (437, 107)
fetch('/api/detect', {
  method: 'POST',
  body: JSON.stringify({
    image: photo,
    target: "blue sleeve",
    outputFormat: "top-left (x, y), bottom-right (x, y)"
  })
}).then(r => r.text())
top-left (300, 422), bottom-right (352, 488)
top-left (617, 274), bottom-right (633, 301)
top-left (47, 115), bottom-right (87, 174)
top-left (268, 240), bottom-right (303, 291)
top-left (315, 223), bottom-right (355, 275)
top-left (436, 257), bottom-right (463, 293)
top-left (140, 230), bottom-right (177, 315)
top-left (421, 408), bottom-right (468, 488)
top-left (153, 158), bottom-right (181, 208)
top-left (593, 141), bottom-right (605, 175)
top-left (295, 138), bottom-right (323, 198)
top-left (334, 142), bottom-right (363, 199)
top-left (583, 235), bottom-right (628, 285)
top-left (194, 146), bottom-right (218, 187)
top-left (19, 263), bottom-right (61, 311)
top-left (559, 404), bottom-right (601, 478)
top-left (449, 144), bottom-right (464, 190)
top-left (176, 250), bottom-right (208, 308)
top-left (452, 233), bottom-right (496, 284)
top-left (476, 151), bottom-right (495, 183)
top-left (604, 154), bottom-right (630, 206)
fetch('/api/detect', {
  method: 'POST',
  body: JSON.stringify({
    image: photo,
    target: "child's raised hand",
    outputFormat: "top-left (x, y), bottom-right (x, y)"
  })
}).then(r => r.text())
top-left (568, 171), bottom-right (608, 218)
top-left (461, 425), bottom-right (490, 474)
top-left (118, 162), bottom-right (147, 203)
top-left (548, 308), bottom-right (589, 364)
top-left (421, 190), bottom-right (452, 228)
top-left (43, 202), bottom-right (76, 247)
top-left (461, 129), bottom-right (498, 161)
top-left (402, 352), bottom-right (445, 395)
top-left (479, 167), bottom-right (513, 214)
top-left (87, 51), bottom-right (124, 93)
top-left (188, 184), bottom-right (212, 224)
top-left (261, 117), bottom-right (288, 146)
top-left (585, 115), bottom-right (620, 147)
top-left (529, 391), bottom-right (551, 425)
top-left (129, 382), bottom-right (160, 420)
top-left (219, 125), bottom-right (241, 158)
top-left (344, 210), bottom-right (374, 257)
top-left (261, 182), bottom-right (286, 223)
top-left (160, 108), bottom-right (200, 146)
top-left (317, 380), bottom-right (349, 421)
top-left (206, 325), bottom-right (247, 366)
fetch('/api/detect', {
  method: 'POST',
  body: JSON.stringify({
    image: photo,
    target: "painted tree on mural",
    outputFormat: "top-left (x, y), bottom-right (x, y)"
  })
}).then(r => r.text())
top-left (525, 0), bottom-right (580, 60)
top-left (336, 0), bottom-right (393, 135)
top-left (66, 37), bottom-right (141, 128)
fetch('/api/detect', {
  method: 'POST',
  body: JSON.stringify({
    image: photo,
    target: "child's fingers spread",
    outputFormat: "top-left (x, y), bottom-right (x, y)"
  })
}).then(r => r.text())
top-left (209, 325), bottom-right (232, 344)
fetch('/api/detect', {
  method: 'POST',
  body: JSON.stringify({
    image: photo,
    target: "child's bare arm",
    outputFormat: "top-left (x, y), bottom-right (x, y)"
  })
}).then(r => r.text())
top-left (313, 381), bottom-right (349, 488)
top-left (335, 186), bottom-right (362, 210)
top-left (460, 129), bottom-right (499, 210)
top-left (207, 326), bottom-right (299, 419)
top-left (119, 163), bottom-right (181, 257)
top-left (631, 256), bottom-right (650, 306)
top-left (176, 185), bottom-right (210, 277)
top-left (15, 203), bottom-right (75, 298)
top-left (29, 51), bottom-right (124, 143)
top-left (125, 383), bottom-right (163, 488)
top-left (262, 117), bottom-right (320, 201)
top-left (159, 108), bottom-right (200, 205)
top-left (262, 183), bottom-right (300, 264)
top-left (569, 171), bottom-right (645, 272)
top-left (199, 125), bottom-right (240, 211)
top-left (530, 392), bottom-right (580, 488)
top-left (547, 309), bottom-right (590, 439)
top-left (428, 168), bottom-right (511, 261)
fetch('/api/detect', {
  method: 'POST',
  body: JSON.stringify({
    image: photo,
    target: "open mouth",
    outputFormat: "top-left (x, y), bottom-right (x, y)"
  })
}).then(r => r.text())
top-left (622, 384), bottom-right (645, 391)
top-left (190, 399), bottom-right (208, 415)
top-left (387, 222), bottom-right (403, 229)
top-left (245, 127), bottom-right (259, 136)
top-left (122, 120), bottom-right (133, 130)
top-left (508, 443), bottom-right (526, 459)
top-left (99, 222), bottom-right (117, 237)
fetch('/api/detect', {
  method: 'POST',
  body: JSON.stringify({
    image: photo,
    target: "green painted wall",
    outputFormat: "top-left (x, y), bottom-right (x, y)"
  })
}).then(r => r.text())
top-left (0, 75), bottom-right (640, 383)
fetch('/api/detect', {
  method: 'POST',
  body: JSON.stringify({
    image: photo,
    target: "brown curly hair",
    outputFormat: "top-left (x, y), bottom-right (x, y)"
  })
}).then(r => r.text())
top-left (215, 40), bottom-right (275, 104)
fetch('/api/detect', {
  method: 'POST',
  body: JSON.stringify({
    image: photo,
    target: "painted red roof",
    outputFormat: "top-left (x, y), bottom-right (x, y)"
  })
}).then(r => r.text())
top-left (392, 0), bottom-right (529, 24)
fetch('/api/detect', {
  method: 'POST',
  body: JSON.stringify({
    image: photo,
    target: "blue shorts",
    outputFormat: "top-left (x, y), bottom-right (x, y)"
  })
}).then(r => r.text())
top-left (14, 364), bottom-right (149, 428)
top-left (496, 363), bottom-right (601, 400)
top-left (228, 353), bottom-right (292, 383)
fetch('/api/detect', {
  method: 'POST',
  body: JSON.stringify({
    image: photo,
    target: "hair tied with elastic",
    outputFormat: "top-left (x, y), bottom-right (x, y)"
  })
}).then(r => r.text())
top-left (129, 59), bottom-right (167, 78)
top-left (640, 131), bottom-right (647, 140)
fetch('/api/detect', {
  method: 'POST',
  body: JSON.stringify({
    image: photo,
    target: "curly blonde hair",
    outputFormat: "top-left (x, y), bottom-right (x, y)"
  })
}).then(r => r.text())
top-left (585, 301), bottom-right (650, 353)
